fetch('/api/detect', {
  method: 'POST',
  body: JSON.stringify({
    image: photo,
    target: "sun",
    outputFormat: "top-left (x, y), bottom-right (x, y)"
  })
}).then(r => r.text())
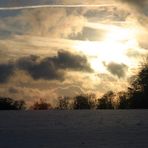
top-left (73, 25), bottom-right (139, 73)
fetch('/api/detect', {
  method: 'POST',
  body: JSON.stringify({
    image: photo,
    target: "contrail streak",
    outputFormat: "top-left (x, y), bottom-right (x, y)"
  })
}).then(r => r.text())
top-left (0, 4), bottom-right (115, 10)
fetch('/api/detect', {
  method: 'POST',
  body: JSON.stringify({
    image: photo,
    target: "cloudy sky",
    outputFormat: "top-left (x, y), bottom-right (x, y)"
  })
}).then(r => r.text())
top-left (0, 0), bottom-right (148, 105)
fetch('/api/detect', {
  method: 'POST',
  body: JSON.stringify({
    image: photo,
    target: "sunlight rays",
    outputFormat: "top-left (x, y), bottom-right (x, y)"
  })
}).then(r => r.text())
top-left (74, 23), bottom-right (140, 73)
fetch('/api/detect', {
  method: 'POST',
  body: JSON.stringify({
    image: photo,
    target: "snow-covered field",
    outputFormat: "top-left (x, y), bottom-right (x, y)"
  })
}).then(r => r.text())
top-left (0, 110), bottom-right (148, 148)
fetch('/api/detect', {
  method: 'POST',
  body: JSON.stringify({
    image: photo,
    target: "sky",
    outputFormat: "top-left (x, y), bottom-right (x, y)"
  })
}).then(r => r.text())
top-left (0, 0), bottom-right (148, 105)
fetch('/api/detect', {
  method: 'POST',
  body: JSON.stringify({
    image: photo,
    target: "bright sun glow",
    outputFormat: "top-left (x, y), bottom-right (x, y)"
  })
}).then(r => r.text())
top-left (74, 25), bottom-right (139, 73)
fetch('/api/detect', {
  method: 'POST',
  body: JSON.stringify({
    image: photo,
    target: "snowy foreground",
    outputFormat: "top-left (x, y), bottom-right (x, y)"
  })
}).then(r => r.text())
top-left (0, 110), bottom-right (148, 148)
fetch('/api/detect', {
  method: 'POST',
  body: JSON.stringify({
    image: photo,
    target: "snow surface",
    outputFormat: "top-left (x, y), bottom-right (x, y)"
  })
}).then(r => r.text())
top-left (0, 110), bottom-right (148, 148)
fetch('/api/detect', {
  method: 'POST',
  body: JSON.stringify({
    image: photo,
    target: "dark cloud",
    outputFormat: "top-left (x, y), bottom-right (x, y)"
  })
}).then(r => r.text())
top-left (70, 27), bottom-right (106, 41)
top-left (0, 50), bottom-right (92, 83)
top-left (17, 50), bottom-right (93, 81)
top-left (17, 55), bottom-right (64, 81)
top-left (0, 63), bottom-right (14, 83)
top-left (84, 7), bottom-right (130, 22)
top-left (54, 50), bottom-right (93, 72)
top-left (0, 0), bottom-right (54, 7)
top-left (105, 62), bottom-right (128, 78)
top-left (118, 0), bottom-right (148, 15)
top-left (120, 0), bottom-right (146, 6)
top-left (0, 0), bottom-right (21, 7)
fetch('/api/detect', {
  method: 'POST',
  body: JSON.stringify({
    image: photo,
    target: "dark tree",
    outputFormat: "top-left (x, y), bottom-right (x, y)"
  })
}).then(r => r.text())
top-left (0, 97), bottom-right (26, 110)
top-left (73, 95), bottom-right (94, 109)
top-left (31, 99), bottom-right (52, 110)
top-left (57, 96), bottom-right (70, 110)
top-left (117, 91), bottom-right (129, 109)
top-left (127, 59), bottom-right (148, 108)
top-left (97, 91), bottom-right (115, 109)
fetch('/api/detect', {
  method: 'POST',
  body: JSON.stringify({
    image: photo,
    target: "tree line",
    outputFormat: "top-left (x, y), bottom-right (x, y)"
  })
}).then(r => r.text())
top-left (0, 59), bottom-right (148, 110)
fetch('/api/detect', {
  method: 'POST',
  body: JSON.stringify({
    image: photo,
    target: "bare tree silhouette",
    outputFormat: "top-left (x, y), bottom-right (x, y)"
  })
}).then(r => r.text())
top-left (0, 97), bottom-right (26, 110)
top-left (73, 94), bottom-right (94, 109)
top-left (97, 91), bottom-right (115, 109)
top-left (57, 96), bottom-right (70, 110)
top-left (127, 60), bottom-right (148, 108)
top-left (117, 58), bottom-right (148, 109)
top-left (31, 99), bottom-right (52, 110)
